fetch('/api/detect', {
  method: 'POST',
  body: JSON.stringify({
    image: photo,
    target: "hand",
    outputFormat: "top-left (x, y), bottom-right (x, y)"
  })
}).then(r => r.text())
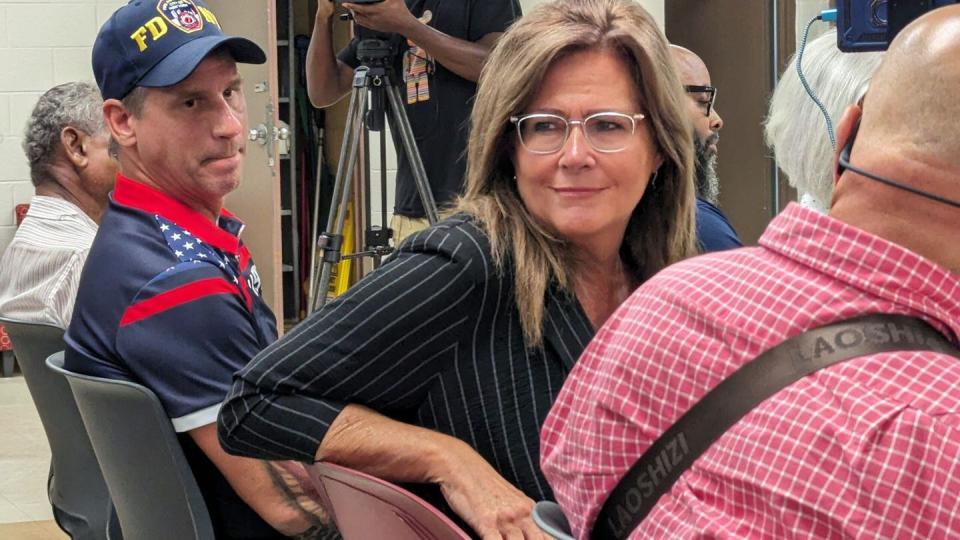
top-left (342, 0), bottom-right (418, 36)
top-left (436, 441), bottom-right (550, 540)
top-left (315, 0), bottom-right (336, 23)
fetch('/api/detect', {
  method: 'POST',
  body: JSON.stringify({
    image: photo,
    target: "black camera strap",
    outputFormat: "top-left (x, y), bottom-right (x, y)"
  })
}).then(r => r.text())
top-left (592, 314), bottom-right (960, 540)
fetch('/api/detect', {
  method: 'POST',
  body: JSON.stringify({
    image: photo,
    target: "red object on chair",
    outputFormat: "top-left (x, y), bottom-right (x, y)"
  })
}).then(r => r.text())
top-left (4, 204), bottom-right (30, 359)
top-left (0, 325), bottom-right (13, 377)
top-left (15, 204), bottom-right (29, 227)
top-left (0, 325), bottom-right (10, 351)
top-left (308, 462), bottom-right (471, 540)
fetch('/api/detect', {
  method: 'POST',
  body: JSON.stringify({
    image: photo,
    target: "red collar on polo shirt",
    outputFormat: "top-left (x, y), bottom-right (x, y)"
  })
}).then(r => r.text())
top-left (111, 173), bottom-right (245, 256)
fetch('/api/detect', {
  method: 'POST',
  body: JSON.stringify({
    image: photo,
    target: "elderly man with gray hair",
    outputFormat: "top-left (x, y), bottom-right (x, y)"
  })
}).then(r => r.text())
top-left (0, 82), bottom-right (117, 328)
top-left (765, 30), bottom-right (883, 212)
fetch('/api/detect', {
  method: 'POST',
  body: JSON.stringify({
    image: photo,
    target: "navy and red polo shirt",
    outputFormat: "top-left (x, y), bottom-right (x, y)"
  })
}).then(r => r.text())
top-left (65, 174), bottom-right (278, 433)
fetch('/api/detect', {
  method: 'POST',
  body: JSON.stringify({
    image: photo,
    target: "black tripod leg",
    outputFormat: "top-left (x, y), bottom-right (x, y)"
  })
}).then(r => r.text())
top-left (309, 69), bottom-right (370, 312)
top-left (384, 83), bottom-right (439, 224)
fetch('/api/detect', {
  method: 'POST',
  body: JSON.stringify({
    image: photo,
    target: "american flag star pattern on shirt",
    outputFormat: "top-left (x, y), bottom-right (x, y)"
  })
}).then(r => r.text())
top-left (541, 204), bottom-right (960, 540)
top-left (156, 216), bottom-right (233, 275)
top-left (65, 174), bottom-right (277, 433)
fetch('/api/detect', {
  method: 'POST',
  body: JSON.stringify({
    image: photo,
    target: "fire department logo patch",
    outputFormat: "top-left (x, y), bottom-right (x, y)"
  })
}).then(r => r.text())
top-left (157, 0), bottom-right (204, 34)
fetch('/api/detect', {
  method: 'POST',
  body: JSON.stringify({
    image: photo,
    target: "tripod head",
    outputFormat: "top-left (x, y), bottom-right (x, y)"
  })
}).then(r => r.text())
top-left (336, 0), bottom-right (406, 67)
top-left (355, 35), bottom-right (404, 132)
top-left (355, 35), bottom-right (404, 67)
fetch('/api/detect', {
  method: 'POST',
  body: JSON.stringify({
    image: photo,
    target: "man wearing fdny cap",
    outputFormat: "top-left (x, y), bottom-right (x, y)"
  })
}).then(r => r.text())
top-left (65, 1), bottom-right (331, 538)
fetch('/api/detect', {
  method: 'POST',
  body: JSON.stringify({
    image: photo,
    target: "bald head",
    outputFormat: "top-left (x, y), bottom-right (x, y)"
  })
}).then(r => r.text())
top-left (857, 5), bottom-right (960, 167)
top-left (829, 5), bottom-right (960, 274)
top-left (670, 45), bottom-right (707, 84)
top-left (668, 45), bottom-right (723, 138)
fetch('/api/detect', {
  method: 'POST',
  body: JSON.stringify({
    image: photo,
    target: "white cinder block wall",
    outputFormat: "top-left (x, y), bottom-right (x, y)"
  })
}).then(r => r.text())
top-left (0, 0), bottom-right (126, 255)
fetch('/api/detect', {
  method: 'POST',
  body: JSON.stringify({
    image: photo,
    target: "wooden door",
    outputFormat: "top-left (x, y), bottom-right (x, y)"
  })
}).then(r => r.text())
top-left (667, 0), bottom-right (796, 244)
top-left (204, 0), bottom-right (284, 324)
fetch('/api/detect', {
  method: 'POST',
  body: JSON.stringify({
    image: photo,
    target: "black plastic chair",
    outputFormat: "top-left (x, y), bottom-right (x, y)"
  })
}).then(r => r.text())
top-left (532, 501), bottom-right (575, 540)
top-left (47, 351), bottom-right (215, 540)
top-left (0, 318), bottom-right (119, 540)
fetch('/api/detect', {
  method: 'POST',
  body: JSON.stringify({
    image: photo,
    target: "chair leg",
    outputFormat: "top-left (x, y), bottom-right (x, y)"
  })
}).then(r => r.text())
top-left (1, 351), bottom-right (14, 377)
top-left (106, 501), bottom-right (123, 540)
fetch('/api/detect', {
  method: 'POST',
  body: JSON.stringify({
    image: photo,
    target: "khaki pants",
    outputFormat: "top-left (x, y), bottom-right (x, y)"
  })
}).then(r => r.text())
top-left (390, 214), bottom-right (431, 246)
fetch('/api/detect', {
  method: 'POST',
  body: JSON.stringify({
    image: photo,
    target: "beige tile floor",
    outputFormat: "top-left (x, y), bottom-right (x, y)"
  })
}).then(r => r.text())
top-left (0, 374), bottom-right (62, 535)
top-left (0, 520), bottom-right (67, 539)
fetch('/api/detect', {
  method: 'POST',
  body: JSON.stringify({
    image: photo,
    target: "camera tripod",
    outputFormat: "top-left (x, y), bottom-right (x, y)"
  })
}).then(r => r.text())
top-left (306, 41), bottom-right (439, 313)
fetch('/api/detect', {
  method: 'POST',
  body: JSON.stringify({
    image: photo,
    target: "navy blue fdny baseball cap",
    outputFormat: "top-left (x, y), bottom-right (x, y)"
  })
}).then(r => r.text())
top-left (93, 0), bottom-right (266, 100)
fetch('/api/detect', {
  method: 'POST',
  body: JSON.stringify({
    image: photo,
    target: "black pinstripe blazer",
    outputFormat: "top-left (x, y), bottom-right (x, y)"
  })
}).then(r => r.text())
top-left (219, 213), bottom-right (596, 502)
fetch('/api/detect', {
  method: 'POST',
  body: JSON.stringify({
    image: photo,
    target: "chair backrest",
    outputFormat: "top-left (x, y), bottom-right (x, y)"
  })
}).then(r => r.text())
top-left (0, 318), bottom-right (116, 540)
top-left (46, 352), bottom-right (215, 540)
top-left (308, 461), bottom-right (471, 540)
top-left (532, 501), bottom-right (575, 540)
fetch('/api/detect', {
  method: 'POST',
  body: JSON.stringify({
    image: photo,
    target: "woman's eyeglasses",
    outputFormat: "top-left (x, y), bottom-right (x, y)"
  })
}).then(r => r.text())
top-left (509, 111), bottom-right (647, 154)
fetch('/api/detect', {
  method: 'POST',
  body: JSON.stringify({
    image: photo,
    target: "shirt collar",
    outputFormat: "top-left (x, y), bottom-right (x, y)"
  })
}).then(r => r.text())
top-left (760, 203), bottom-right (960, 341)
top-left (111, 173), bottom-right (245, 255)
top-left (26, 196), bottom-right (98, 231)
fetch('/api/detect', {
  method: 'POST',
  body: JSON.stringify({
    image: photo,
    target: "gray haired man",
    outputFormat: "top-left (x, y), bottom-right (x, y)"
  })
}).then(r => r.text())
top-left (0, 82), bottom-right (117, 327)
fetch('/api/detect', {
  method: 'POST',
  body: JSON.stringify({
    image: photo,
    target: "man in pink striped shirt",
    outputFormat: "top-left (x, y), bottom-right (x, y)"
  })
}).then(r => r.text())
top-left (541, 6), bottom-right (960, 539)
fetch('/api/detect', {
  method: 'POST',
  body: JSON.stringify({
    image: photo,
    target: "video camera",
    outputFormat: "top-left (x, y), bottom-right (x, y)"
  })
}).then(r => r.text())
top-left (838, 0), bottom-right (960, 51)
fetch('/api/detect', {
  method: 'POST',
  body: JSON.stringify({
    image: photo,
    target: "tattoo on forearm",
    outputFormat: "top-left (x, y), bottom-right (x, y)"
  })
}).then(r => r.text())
top-left (264, 460), bottom-right (338, 535)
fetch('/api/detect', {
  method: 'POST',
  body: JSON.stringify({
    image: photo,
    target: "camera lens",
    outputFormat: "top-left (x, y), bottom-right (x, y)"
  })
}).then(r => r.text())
top-left (870, 0), bottom-right (888, 26)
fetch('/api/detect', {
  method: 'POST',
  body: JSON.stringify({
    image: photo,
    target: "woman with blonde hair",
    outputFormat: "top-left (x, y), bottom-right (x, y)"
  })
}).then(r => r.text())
top-left (219, 0), bottom-right (697, 537)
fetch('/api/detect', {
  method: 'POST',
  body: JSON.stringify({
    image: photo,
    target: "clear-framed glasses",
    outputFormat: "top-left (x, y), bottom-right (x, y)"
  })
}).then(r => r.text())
top-left (509, 111), bottom-right (647, 154)
top-left (684, 85), bottom-right (717, 117)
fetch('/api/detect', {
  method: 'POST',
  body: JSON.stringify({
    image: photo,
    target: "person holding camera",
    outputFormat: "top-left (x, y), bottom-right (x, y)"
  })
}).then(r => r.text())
top-left (306, 0), bottom-right (520, 243)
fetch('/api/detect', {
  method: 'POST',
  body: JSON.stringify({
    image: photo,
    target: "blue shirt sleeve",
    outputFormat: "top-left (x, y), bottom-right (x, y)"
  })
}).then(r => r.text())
top-left (696, 198), bottom-right (743, 253)
top-left (115, 264), bottom-right (264, 433)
